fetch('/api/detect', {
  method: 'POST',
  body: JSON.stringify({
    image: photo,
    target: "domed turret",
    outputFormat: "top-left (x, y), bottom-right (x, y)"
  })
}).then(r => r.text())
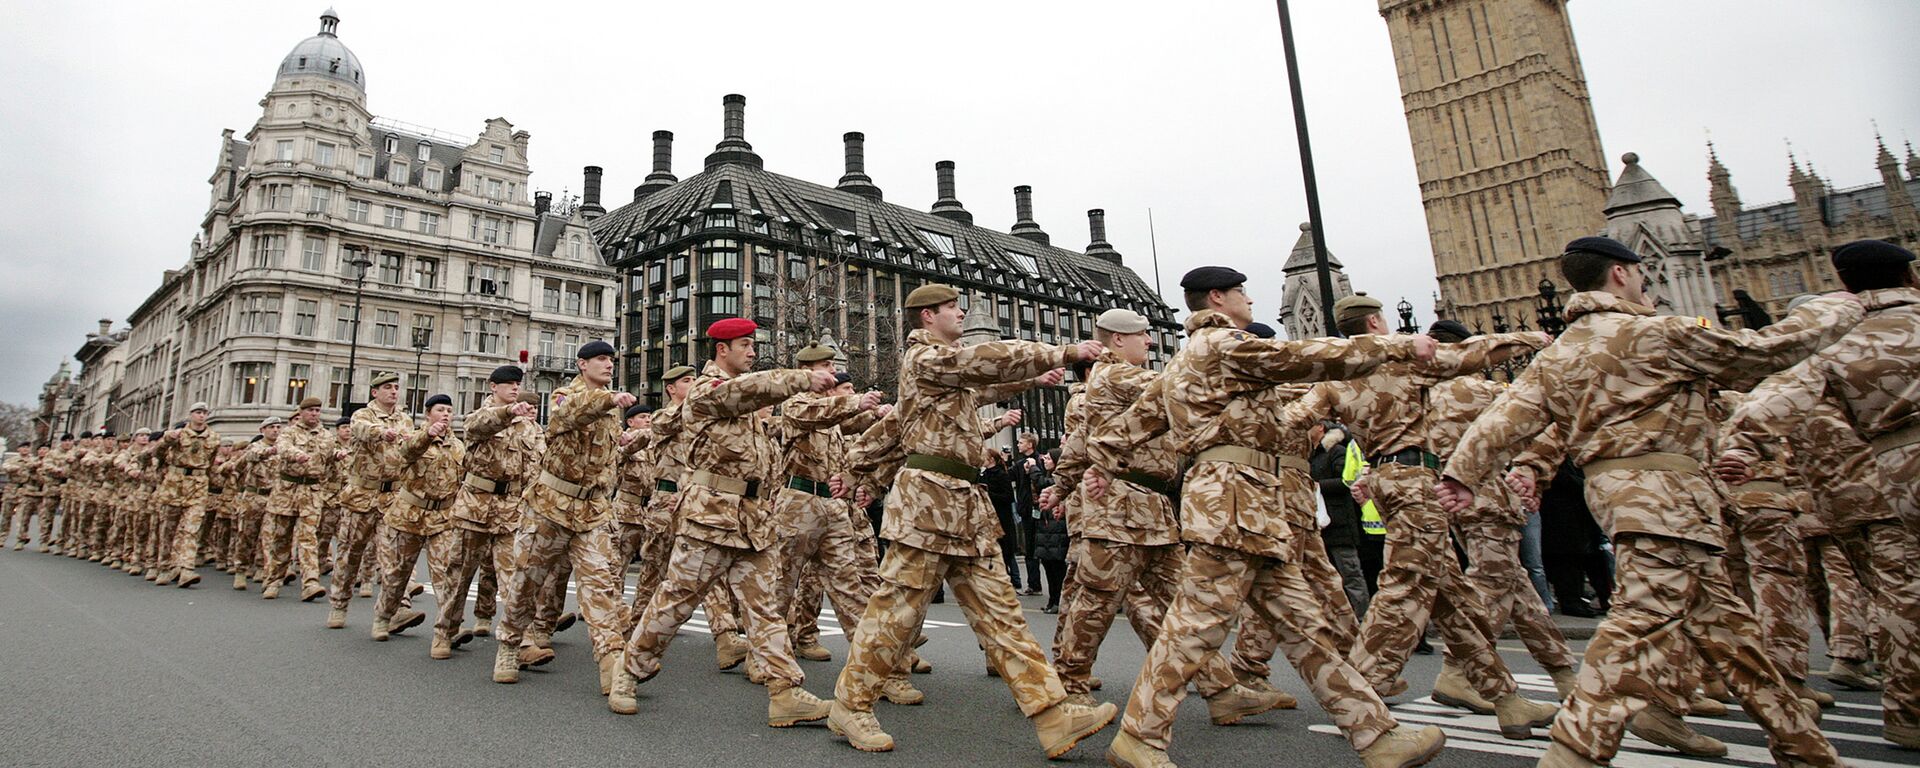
top-left (275, 8), bottom-right (364, 95)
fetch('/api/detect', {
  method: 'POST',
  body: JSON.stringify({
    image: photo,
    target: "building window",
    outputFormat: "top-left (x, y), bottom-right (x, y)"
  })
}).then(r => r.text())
top-left (334, 304), bottom-right (356, 341)
top-left (565, 285), bottom-right (583, 315)
top-left (424, 168), bottom-right (442, 189)
top-left (331, 367), bottom-right (353, 407)
top-left (275, 140), bottom-right (294, 162)
top-left (347, 199), bottom-right (370, 223)
top-left (387, 161), bottom-right (408, 186)
top-left (235, 293), bottom-right (282, 334)
top-left (378, 252), bottom-right (403, 284)
top-left (307, 185), bottom-right (331, 214)
top-left (485, 178), bottom-right (505, 201)
top-left (417, 212), bottom-right (441, 235)
top-left (415, 142), bottom-right (431, 162)
top-left (412, 257), bottom-right (438, 289)
top-left (489, 145), bottom-right (506, 163)
top-left (464, 317), bottom-right (504, 353)
top-left (538, 330), bottom-right (556, 357)
top-left (569, 235), bottom-right (584, 261)
top-left (384, 136), bottom-right (400, 154)
top-left (705, 213), bottom-right (736, 230)
top-left (293, 300), bottom-right (318, 336)
top-left (411, 314), bottom-right (434, 347)
top-left (703, 249), bottom-right (741, 271)
top-left (919, 230), bottom-right (956, 256)
top-left (373, 309), bottom-right (400, 346)
top-left (260, 183), bottom-right (292, 210)
top-left (405, 374), bottom-right (427, 413)
top-left (233, 362), bottom-right (272, 404)
top-left (585, 286), bottom-right (604, 318)
top-left (467, 263), bottom-right (506, 296)
top-left (285, 364), bottom-right (311, 405)
top-left (315, 142), bottom-right (337, 167)
top-left (470, 215), bottom-right (502, 243)
top-left (542, 279), bottom-right (562, 312)
top-left (705, 295), bottom-right (741, 315)
top-left (382, 205), bottom-right (405, 229)
top-left (1006, 250), bottom-right (1039, 275)
top-left (355, 154), bottom-right (373, 177)
top-left (249, 233), bottom-right (287, 268)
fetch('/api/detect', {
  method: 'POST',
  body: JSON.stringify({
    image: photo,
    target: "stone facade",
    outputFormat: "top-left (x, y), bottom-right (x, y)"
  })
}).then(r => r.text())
top-left (1276, 222), bottom-right (1355, 340)
top-left (1379, 0), bottom-right (1612, 332)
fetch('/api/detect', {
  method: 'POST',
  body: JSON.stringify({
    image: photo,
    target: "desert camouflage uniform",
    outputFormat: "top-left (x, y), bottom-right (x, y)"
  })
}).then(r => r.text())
top-left (330, 402), bottom-right (414, 612)
top-left (1703, 390), bottom-right (1815, 693)
top-left (77, 447), bottom-right (111, 557)
top-left (376, 427), bottom-right (465, 631)
top-left (271, 420), bottom-right (336, 594)
top-left (446, 398), bottom-right (542, 637)
top-left (1723, 285), bottom-right (1920, 740)
top-left (235, 443), bottom-right (278, 582)
top-left (770, 390), bottom-right (883, 653)
top-left (154, 426), bottom-right (220, 576)
top-left (608, 428), bottom-right (653, 625)
top-left (2, 452), bottom-right (32, 546)
top-left (638, 397), bottom-right (749, 645)
top-left (1086, 309), bottom-right (1421, 754)
top-left (39, 447), bottom-right (71, 551)
top-left (623, 362), bottom-right (817, 694)
top-left (497, 376), bottom-right (628, 664)
top-left (1804, 512), bottom-right (1879, 673)
top-left (1445, 290), bottom-right (1855, 765)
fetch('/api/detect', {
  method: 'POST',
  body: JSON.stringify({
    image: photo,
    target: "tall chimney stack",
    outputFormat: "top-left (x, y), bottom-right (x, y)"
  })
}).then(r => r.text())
top-left (580, 166), bottom-right (605, 219)
top-left (534, 190), bottom-right (552, 218)
top-left (1085, 208), bottom-right (1122, 264)
top-left (836, 132), bottom-right (883, 201)
top-left (931, 161), bottom-right (972, 225)
top-left (635, 130), bottom-right (678, 200)
top-left (97, 319), bottom-right (112, 336)
top-left (1010, 185), bottom-right (1049, 245)
top-left (705, 93), bottom-right (763, 169)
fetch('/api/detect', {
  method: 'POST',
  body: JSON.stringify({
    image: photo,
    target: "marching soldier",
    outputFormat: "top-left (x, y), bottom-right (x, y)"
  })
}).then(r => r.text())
top-left (40, 436), bottom-right (72, 555)
top-left (2, 446), bottom-right (32, 550)
top-left (155, 404), bottom-right (220, 586)
top-left (609, 402), bottom-right (656, 620)
top-left (824, 284), bottom-right (1115, 757)
top-left (608, 319), bottom-right (839, 726)
top-left (445, 366), bottom-right (543, 646)
top-left (1086, 267), bottom-right (1444, 768)
top-left (1438, 235), bottom-right (1850, 767)
top-left (272, 399), bottom-right (336, 602)
top-left (328, 373), bottom-right (416, 628)
top-left (318, 417), bottom-right (352, 582)
top-left (1717, 238), bottom-right (1920, 750)
top-left (373, 393), bottom-right (463, 655)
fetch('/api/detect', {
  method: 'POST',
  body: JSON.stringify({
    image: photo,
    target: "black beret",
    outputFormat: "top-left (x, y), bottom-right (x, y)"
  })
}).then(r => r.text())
top-left (1427, 319), bottom-right (1473, 343)
top-left (833, 372), bottom-right (853, 385)
top-left (423, 394), bottom-right (453, 411)
top-left (1244, 322), bottom-right (1277, 339)
top-left (334, 416), bottom-right (353, 427)
top-left (171, 421), bottom-right (186, 430)
top-left (1832, 239), bottom-right (1915, 273)
top-left (623, 403), bottom-right (654, 420)
top-left (1563, 236), bottom-right (1641, 263)
top-left (249, 435), bottom-right (263, 443)
top-left (577, 340), bottom-right (617, 360)
top-left (98, 431), bottom-right (114, 438)
top-left (488, 365), bottom-right (524, 384)
top-left (1179, 266), bottom-right (1248, 291)
top-left (80, 431), bottom-right (93, 439)
top-left (60, 433), bottom-right (74, 441)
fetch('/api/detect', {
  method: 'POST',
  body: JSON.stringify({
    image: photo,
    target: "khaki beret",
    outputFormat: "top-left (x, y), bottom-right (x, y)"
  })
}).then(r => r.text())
top-left (189, 401), bottom-right (210, 413)
top-left (1095, 308), bottom-right (1150, 334)
top-left (795, 344), bottom-right (838, 363)
top-left (369, 372), bottom-right (400, 389)
top-left (259, 416), bottom-right (285, 429)
top-left (1332, 294), bottom-right (1383, 324)
top-left (903, 284), bottom-right (960, 309)
top-left (662, 365), bottom-right (697, 382)
top-left (297, 396), bottom-right (323, 410)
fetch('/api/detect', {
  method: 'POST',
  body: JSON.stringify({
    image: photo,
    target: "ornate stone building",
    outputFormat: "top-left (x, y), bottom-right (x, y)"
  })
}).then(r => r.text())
top-left (1600, 152), bottom-right (1716, 320)
top-left (91, 9), bottom-right (615, 435)
top-left (1276, 222), bottom-right (1355, 340)
top-left (588, 95), bottom-right (1178, 443)
top-left (1379, 0), bottom-right (1612, 332)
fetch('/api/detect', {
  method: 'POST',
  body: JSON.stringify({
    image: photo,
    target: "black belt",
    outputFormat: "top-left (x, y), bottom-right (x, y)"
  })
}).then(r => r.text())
top-left (380, 480), bottom-right (396, 494)
top-left (655, 478), bottom-right (679, 494)
top-left (279, 474), bottom-right (319, 486)
top-left (173, 466), bottom-right (204, 476)
top-left (248, 487), bottom-right (271, 496)
top-left (208, 488), bottom-right (224, 495)
top-left (904, 453), bottom-right (977, 483)
top-left (1117, 471), bottom-right (1175, 499)
top-left (1370, 448), bottom-right (1440, 471)
top-left (786, 475), bottom-right (834, 499)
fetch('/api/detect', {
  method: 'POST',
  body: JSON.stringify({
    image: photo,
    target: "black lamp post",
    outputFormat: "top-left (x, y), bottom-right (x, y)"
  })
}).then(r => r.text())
top-left (1395, 298), bottom-right (1416, 334)
top-left (1490, 310), bottom-right (1509, 334)
top-left (410, 327), bottom-right (432, 412)
top-left (1536, 278), bottom-right (1566, 336)
top-left (343, 250), bottom-right (374, 412)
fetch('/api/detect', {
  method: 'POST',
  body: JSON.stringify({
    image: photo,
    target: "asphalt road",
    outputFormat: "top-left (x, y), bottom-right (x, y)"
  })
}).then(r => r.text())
top-left (0, 545), bottom-right (1910, 768)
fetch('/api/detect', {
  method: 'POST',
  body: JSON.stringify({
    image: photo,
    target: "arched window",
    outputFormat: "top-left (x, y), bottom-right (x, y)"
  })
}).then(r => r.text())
top-left (569, 235), bottom-right (583, 261)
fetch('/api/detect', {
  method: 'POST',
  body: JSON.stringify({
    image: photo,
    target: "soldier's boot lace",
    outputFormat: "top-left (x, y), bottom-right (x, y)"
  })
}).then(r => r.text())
top-left (1627, 706), bottom-right (1727, 757)
top-left (1104, 729), bottom-right (1178, 768)
top-left (1493, 693), bottom-right (1559, 740)
top-left (828, 701), bottom-right (894, 752)
top-left (880, 676), bottom-right (925, 706)
top-left (1358, 725), bottom-right (1446, 768)
top-left (1535, 740), bottom-right (1601, 768)
top-left (1431, 662), bottom-right (1496, 715)
top-left (1034, 700), bottom-right (1118, 759)
top-left (1827, 658), bottom-right (1883, 691)
top-left (491, 642), bottom-right (519, 684)
top-left (1206, 684), bottom-right (1286, 726)
top-left (766, 686), bottom-right (832, 727)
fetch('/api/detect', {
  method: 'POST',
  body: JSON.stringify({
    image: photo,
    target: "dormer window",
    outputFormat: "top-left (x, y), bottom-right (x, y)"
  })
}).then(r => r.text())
top-left (384, 136), bottom-right (399, 154)
top-left (489, 145), bottom-right (506, 163)
top-left (416, 142), bottom-right (431, 162)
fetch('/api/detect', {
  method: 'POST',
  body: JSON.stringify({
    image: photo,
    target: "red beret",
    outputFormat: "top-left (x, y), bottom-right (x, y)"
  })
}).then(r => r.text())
top-left (706, 317), bottom-right (758, 341)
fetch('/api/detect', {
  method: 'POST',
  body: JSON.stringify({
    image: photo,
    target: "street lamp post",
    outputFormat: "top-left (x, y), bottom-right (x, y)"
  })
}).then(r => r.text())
top-left (1536, 279), bottom-right (1566, 336)
top-left (343, 251), bottom-right (374, 413)
top-left (1395, 298), bottom-right (1416, 334)
top-left (411, 327), bottom-right (432, 412)
top-left (1274, 0), bottom-right (1339, 337)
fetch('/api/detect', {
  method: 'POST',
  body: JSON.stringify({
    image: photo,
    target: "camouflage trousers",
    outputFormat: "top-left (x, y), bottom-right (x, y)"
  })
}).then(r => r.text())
top-left (1055, 538), bottom-right (1238, 696)
top-left (165, 491), bottom-right (214, 572)
top-left (317, 505), bottom-right (343, 573)
top-left (444, 528), bottom-right (515, 633)
top-left (1229, 528), bottom-right (1359, 683)
top-left (1851, 521), bottom-right (1920, 731)
top-left (620, 536), bottom-right (796, 690)
top-left (36, 496), bottom-right (61, 548)
top-left (328, 510), bottom-right (388, 611)
top-left (226, 508), bottom-right (262, 574)
top-left (1123, 542), bottom-right (1399, 752)
top-left (608, 521), bottom-right (652, 634)
top-left (258, 514), bottom-right (300, 586)
top-left (1807, 535), bottom-right (1877, 662)
top-left (1551, 533), bottom-right (1837, 765)
top-left (528, 538), bottom-right (573, 637)
top-left (500, 515), bottom-right (626, 661)
top-left (791, 560), bottom-right (826, 647)
top-left (293, 510), bottom-right (330, 593)
top-left (373, 527), bottom-right (459, 630)
top-left (1723, 507), bottom-right (1810, 682)
top-left (775, 490), bottom-right (883, 651)
top-left (1349, 464), bottom-right (1516, 700)
top-left (1459, 522), bottom-right (1577, 672)
top-left (148, 503), bottom-right (180, 570)
top-left (8, 495), bottom-right (42, 544)
top-left (836, 542), bottom-right (1063, 715)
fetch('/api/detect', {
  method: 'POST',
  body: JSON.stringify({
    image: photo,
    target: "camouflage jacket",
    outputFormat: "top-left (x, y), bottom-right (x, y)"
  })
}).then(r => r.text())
top-left (339, 403), bottom-right (413, 514)
top-left (1444, 291), bottom-right (1860, 549)
top-left (846, 408), bottom-right (904, 494)
top-left (1425, 375), bottom-right (1529, 528)
top-left (525, 376), bottom-right (623, 533)
top-left (461, 400), bottom-right (543, 485)
top-left (1087, 310), bottom-right (1416, 559)
top-left (4, 454), bottom-right (35, 496)
top-left (660, 362), bottom-right (814, 551)
top-left (1706, 390), bottom-right (1803, 519)
top-left (1050, 382), bottom-right (1091, 504)
top-left (648, 399), bottom-right (692, 487)
top-left (1298, 332), bottom-right (1547, 460)
top-left (389, 428), bottom-right (465, 535)
top-left (275, 421), bottom-right (336, 484)
top-left (1064, 353), bottom-right (1180, 546)
top-left (776, 389), bottom-right (869, 484)
top-left (885, 329), bottom-right (1066, 557)
top-left (1722, 367), bottom-right (1897, 533)
top-left (154, 426), bottom-right (219, 507)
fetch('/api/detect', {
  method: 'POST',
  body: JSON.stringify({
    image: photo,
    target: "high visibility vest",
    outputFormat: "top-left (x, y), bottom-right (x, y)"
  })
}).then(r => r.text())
top-left (1344, 441), bottom-right (1385, 536)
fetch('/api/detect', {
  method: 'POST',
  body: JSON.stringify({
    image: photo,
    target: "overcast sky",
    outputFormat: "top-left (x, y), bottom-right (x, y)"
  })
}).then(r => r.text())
top-left (1, 0), bottom-right (1915, 405)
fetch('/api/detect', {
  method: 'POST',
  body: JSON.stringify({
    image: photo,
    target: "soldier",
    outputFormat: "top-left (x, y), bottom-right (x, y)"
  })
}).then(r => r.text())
top-left (608, 319), bottom-right (839, 726)
top-left (318, 417), bottom-right (352, 580)
top-left (205, 444), bottom-right (244, 586)
top-left (1085, 267), bottom-right (1444, 768)
top-left (1716, 238), bottom-right (1920, 750)
top-left (373, 393), bottom-right (463, 655)
top-left (268, 399), bottom-right (336, 602)
top-left (444, 365), bottom-right (542, 647)
top-left (2, 446), bottom-right (32, 550)
top-left (821, 284), bottom-right (1115, 758)
top-left (242, 418), bottom-right (300, 595)
top-left (77, 434), bottom-right (111, 560)
top-left (327, 373), bottom-right (416, 629)
top-left (491, 341), bottom-right (633, 692)
top-left (38, 436), bottom-right (72, 554)
top-left (608, 401), bottom-right (657, 636)
top-left (153, 404), bottom-right (219, 586)
top-left (1437, 235), bottom-right (1851, 767)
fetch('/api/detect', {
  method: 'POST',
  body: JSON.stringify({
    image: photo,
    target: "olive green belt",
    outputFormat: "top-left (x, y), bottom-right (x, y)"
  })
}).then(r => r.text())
top-left (1870, 424), bottom-right (1920, 456)
top-left (904, 453), bottom-right (977, 483)
top-left (1582, 451), bottom-right (1701, 476)
top-left (1192, 445), bottom-right (1309, 477)
top-left (786, 475), bottom-right (834, 498)
top-left (655, 478), bottom-right (679, 494)
top-left (1116, 471), bottom-right (1175, 498)
top-left (279, 474), bottom-right (319, 486)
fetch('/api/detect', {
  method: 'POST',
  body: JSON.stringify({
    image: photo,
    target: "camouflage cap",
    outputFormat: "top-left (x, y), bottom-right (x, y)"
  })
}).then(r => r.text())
top-left (795, 344), bottom-right (838, 363)
top-left (903, 284), bottom-right (960, 309)
top-left (1332, 294), bottom-right (1384, 324)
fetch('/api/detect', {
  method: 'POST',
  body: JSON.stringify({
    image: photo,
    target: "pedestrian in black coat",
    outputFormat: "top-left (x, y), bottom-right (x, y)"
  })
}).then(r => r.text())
top-left (979, 450), bottom-right (1022, 590)
top-left (1033, 450), bottom-right (1069, 613)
